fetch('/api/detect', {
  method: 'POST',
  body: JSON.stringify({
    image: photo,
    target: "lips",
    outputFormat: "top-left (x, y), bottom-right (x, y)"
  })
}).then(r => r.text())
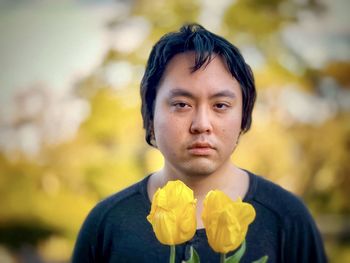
top-left (187, 142), bottom-right (215, 156)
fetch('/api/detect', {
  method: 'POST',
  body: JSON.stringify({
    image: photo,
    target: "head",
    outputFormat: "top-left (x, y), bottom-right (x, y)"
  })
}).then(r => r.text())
top-left (141, 23), bottom-right (256, 147)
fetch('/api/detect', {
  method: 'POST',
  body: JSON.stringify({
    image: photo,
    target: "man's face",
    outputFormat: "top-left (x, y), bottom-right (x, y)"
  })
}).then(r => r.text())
top-left (153, 52), bottom-right (243, 177)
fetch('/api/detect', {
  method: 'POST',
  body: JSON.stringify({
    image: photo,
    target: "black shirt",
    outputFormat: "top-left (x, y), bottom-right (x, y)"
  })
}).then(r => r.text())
top-left (72, 172), bottom-right (327, 262)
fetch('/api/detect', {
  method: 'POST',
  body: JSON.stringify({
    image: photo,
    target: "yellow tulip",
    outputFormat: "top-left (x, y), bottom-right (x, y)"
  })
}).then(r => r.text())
top-left (201, 190), bottom-right (256, 254)
top-left (147, 180), bottom-right (197, 245)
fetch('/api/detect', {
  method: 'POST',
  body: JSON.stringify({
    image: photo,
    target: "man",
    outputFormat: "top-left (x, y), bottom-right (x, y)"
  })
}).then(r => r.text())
top-left (72, 24), bottom-right (327, 262)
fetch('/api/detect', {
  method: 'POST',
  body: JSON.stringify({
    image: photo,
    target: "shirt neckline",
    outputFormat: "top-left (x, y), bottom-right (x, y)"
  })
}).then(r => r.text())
top-left (139, 170), bottom-right (258, 231)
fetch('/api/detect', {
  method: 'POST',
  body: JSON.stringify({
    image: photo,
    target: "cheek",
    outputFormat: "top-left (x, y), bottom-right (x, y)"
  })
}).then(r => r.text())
top-left (153, 115), bottom-right (180, 143)
top-left (219, 118), bottom-right (241, 141)
top-left (153, 120), bottom-right (182, 158)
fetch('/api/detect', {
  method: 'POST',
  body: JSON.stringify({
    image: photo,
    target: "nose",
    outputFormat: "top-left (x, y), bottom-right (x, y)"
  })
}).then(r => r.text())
top-left (190, 107), bottom-right (213, 134)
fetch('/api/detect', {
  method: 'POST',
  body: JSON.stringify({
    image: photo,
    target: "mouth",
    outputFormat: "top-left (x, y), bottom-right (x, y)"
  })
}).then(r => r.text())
top-left (187, 142), bottom-right (215, 156)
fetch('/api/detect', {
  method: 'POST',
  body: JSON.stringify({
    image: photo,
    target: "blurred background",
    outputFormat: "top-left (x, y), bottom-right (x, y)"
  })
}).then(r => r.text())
top-left (0, 0), bottom-right (349, 262)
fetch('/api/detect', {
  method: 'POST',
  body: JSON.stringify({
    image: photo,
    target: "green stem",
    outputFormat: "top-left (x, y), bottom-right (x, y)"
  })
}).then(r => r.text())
top-left (220, 253), bottom-right (226, 263)
top-left (169, 245), bottom-right (176, 263)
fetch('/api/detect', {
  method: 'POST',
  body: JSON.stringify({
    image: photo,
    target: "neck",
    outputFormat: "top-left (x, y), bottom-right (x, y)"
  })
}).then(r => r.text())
top-left (153, 161), bottom-right (246, 200)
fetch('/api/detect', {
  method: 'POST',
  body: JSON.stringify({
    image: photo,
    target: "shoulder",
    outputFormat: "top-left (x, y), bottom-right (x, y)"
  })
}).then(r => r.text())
top-left (77, 175), bottom-right (150, 237)
top-left (88, 176), bottom-right (149, 224)
top-left (248, 172), bottom-right (313, 222)
top-left (247, 173), bottom-right (327, 261)
top-left (75, 176), bottom-right (150, 243)
top-left (72, 176), bottom-right (150, 261)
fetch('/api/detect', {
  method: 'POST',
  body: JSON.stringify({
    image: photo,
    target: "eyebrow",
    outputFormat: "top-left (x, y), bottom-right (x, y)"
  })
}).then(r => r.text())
top-left (168, 88), bottom-right (195, 99)
top-left (168, 88), bottom-right (236, 99)
top-left (210, 90), bottom-right (236, 99)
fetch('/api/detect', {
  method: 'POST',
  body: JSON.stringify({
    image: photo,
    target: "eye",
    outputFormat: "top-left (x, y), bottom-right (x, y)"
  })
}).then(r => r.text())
top-left (214, 103), bottom-right (230, 110)
top-left (171, 101), bottom-right (192, 111)
top-left (175, 102), bottom-right (189, 108)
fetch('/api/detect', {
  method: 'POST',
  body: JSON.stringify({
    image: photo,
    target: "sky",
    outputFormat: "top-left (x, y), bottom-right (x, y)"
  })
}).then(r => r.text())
top-left (0, 0), bottom-right (124, 105)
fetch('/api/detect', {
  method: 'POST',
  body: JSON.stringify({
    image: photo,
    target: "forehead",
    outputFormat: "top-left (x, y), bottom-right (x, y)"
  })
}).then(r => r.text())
top-left (158, 52), bottom-right (240, 95)
top-left (164, 52), bottom-right (230, 77)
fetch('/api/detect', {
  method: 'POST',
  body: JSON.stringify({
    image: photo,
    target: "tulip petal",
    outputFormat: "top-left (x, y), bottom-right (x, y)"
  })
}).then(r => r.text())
top-left (233, 202), bottom-right (256, 225)
top-left (153, 208), bottom-right (177, 245)
top-left (202, 190), bottom-right (256, 254)
top-left (179, 202), bottom-right (197, 241)
top-left (147, 180), bottom-right (197, 245)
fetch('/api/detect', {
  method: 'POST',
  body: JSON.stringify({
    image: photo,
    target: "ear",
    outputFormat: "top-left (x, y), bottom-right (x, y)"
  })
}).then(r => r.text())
top-left (149, 122), bottom-right (157, 148)
top-left (236, 130), bottom-right (243, 146)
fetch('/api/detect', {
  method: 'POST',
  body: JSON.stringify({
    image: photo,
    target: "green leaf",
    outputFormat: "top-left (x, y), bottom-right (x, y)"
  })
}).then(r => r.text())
top-left (252, 255), bottom-right (269, 263)
top-left (183, 246), bottom-right (200, 263)
top-left (225, 240), bottom-right (246, 263)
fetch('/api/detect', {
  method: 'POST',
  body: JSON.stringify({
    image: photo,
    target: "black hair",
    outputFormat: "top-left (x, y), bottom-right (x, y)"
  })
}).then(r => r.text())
top-left (140, 23), bottom-right (256, 147)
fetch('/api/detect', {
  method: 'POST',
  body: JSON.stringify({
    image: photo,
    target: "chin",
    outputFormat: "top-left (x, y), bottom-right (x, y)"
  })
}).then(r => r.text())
top-left (181, 160), bottom-right (218, 177)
